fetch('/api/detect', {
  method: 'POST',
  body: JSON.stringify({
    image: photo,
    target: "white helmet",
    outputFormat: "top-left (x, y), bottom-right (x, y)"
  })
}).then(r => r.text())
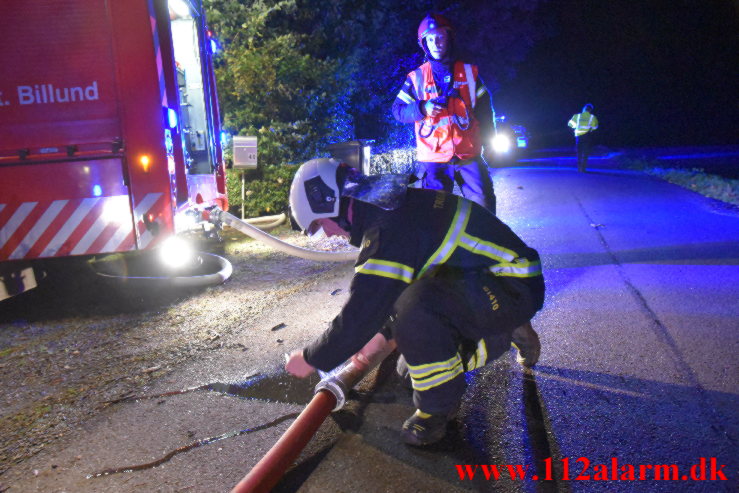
top-left (289, 158), bottom-right (342, 232)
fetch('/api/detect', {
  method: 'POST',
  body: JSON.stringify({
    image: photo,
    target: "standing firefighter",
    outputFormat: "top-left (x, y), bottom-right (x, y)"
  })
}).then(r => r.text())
top-left (568, 103), bottom-right (599, 172)
top-left (285, 159), bottom-right (545, 446)
top-left (392, 13), bottom-right (497, 213)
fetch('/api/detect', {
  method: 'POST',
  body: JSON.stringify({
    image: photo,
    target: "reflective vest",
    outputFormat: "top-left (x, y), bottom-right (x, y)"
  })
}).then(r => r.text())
top-left (568, 111), bottom-right (599, 137)
top-left (410, 61), bottom-right (482, 162)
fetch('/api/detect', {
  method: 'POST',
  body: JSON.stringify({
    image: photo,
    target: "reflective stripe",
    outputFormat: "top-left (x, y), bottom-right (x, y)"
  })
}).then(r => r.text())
top-left (0, 202), bottom-right (38, 249)
top-left (412, 363), bottom-right (464, 391)
top-left (574, 113), bottom-right (596, 136)
top-left (407, 353), bottom-right (461, 378)
top-left (464, 63), bottom-right (475, 108)
top-left (414, 68), bottom-right (424, 100)
top-left (41, 198), bottom-right (100, 257)
top-left (397, 89), bottom-right (415, 104)
top-left (459, 232), bottom-right (517, 263)
top-left (135, 193), bottom-right (164, 249)
top-left (489, 259), bottom-right (542, 278)
top-left (418, 199), bottom-right (471, 277)
top-left (466, 339), bottom-right (488, 371)
top-left (476, 85), bottom-right (488, 98)
top-left (355, 259), bottom-right (414, 284)
top-left (409, 354), bottom-right (464, 391)
top-left (9, 200), bottom-right (68, 259)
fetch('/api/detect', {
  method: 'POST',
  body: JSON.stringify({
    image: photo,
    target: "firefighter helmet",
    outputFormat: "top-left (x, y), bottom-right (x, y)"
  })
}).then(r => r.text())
top-left (289, 158), bottom-right (342, 232)
top-left (417, 13), bottom-right (453, 47)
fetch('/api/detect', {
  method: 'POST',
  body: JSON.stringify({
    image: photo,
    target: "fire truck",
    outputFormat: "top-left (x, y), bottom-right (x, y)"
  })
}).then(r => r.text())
top-left (0, 0), bottom-right (228, 300)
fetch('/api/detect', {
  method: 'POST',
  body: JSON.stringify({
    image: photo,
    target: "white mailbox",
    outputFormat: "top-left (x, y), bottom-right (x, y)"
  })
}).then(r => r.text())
top-left (233, 136), bottom-right (258, 169)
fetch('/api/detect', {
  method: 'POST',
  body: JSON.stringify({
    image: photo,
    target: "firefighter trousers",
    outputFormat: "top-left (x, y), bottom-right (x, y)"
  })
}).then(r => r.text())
top-left (388, 268), bottom-right (544, 415)
top-left (576, 132), bottom-right (594, 172)
top-left (417, 156), bottom-right (496, 214)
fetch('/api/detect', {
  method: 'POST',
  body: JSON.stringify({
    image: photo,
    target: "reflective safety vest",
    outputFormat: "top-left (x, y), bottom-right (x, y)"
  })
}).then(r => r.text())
top-left (568, 111), bottom-right (599, 137)
top-left (409, 61), bottom-right (483, 162)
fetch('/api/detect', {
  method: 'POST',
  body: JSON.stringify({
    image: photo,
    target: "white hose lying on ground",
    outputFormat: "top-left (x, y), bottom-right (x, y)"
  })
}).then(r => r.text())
top-left (244, 213), bottom-right (286, 232)
top-left (245, 213), bottom-right (286, 224)
top-left (218, 211), bottom-right (358, 262)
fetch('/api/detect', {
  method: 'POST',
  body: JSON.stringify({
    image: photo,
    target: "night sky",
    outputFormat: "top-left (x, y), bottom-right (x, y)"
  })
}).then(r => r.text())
top-left (495, 0), bottom-right (738, 149)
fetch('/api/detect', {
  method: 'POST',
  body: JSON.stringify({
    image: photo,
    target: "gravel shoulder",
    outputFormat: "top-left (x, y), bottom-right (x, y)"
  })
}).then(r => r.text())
top-left (0, 225), bottom-right (355, 478)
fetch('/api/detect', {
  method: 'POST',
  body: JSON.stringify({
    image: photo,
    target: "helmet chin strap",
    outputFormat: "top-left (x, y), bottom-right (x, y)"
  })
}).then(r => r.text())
top-left (334, 197), bottom-right (353, 233)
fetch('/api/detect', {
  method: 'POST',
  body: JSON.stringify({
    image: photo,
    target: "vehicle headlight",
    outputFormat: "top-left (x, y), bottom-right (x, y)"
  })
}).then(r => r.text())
top-left (158, 236), bottom-right (195, 269)
top-left (492, 134), bottom-right (511, 153)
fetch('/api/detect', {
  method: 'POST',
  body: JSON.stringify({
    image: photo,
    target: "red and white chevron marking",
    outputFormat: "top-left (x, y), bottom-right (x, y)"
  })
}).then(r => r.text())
top-left (0, 193), bottom-right (163, 261)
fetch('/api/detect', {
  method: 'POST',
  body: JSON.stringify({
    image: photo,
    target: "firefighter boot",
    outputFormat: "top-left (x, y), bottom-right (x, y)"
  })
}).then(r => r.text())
top-left (511, 321), bottom-right (540, 367)
top-left (401, 409), bottom-right (453, 446)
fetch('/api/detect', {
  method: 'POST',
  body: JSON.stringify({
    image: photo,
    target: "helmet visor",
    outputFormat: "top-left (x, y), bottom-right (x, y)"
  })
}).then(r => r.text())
top-left (342, 172), bottom-right (409, 210)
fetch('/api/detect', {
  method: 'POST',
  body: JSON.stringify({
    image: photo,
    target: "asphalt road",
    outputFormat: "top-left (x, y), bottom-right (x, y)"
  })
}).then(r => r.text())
top-left (2, 157), bottom-right (737, 492)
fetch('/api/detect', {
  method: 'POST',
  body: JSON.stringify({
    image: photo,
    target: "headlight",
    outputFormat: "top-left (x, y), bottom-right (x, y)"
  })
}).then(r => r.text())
top-left (158, 236), bottom-right (195, 269)
top-left (492, 134), bottom-right (511, 153)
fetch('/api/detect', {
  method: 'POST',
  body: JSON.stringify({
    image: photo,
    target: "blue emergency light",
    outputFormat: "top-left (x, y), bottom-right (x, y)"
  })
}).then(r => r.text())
top-left (163, 107), bottom-right (178, 129)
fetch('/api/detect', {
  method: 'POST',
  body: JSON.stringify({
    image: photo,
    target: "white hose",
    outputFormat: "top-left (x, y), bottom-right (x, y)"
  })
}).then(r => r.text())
top-left (245, 213), bottom-right (286, 224)
top-left (219, 211), bottom-right (358, 262)
top-left (243, 213), bottom-right (287, 231)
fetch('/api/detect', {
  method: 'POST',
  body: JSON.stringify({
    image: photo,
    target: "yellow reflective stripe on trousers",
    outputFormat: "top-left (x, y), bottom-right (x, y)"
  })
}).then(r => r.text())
top-left (356, 259), bottom-right (415, 284)
top-left (459, 231), bottom-right (518, 263)
top-left (466, 339), bottom-right (488, 371)
top-left (407, 353), bottom-right (461, 379)
top-left (408, 355), bottom-right (464, 391)
top-left (489, 259), bottom-right (542, 278)
top-left (418, 200), bottom-right (471, 277)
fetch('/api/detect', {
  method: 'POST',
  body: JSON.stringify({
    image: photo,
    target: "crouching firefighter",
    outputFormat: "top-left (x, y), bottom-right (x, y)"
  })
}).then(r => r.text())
top-left (284, 159), bottom-right (545, 446)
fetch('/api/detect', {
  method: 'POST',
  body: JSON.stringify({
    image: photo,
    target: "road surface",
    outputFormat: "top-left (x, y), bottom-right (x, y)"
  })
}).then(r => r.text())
top-left (2, 158), bottom-right (737, 492)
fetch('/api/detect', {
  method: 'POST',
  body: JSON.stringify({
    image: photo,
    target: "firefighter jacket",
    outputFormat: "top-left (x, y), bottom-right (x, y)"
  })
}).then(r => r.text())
top-left (568, 111), bottom-right (599, 137)
top-left (392, 61), bottom-right (493, 163)
top-left (303, 189), bottom-right (543, 371)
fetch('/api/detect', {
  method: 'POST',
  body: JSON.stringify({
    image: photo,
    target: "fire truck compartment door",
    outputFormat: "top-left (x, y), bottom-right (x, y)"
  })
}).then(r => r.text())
top-left (0, 158), bottom-right (141, 261)
top-left (0, 1), bottom-right (121, 152)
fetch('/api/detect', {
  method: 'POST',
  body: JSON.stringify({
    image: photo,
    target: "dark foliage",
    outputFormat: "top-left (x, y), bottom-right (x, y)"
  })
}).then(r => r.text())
top-left (204, 0), bottom-right (549, 164)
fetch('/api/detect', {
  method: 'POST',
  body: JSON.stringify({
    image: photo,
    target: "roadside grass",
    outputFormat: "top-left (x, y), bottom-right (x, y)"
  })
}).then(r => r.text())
top-left (618, 155), bottom-right (739, 206)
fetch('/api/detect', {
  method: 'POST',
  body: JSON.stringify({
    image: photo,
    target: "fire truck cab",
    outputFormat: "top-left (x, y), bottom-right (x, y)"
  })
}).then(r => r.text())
top-left (0, 0), bottom-right (228, 300)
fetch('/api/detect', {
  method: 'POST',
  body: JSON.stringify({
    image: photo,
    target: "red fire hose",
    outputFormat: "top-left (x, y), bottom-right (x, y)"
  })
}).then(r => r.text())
top-left (231, 344), bottom-right (395, 493)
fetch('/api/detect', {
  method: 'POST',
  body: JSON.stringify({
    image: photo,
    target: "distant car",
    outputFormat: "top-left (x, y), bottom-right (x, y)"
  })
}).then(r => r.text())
top-left (489, 115), bottom-right (529, 164)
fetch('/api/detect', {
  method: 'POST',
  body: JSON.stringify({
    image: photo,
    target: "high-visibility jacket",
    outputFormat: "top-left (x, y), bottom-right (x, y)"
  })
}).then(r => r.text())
top-left (568, 111), bottom-right (599, 137)
top-left (303, 189), bottom-right (544, 371)
top-left (397, 61), bottom-right (486, 162)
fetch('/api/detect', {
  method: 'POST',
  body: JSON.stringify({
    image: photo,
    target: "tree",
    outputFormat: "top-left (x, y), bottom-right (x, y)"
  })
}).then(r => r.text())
top-left (204, 0), bottom-right (550, 164)
top-left (206, 0), bottom-right (357, 166)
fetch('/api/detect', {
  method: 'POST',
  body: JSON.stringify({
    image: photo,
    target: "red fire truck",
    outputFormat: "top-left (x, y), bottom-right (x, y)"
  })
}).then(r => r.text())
top-left (0, 0), bottom-right (228, 300)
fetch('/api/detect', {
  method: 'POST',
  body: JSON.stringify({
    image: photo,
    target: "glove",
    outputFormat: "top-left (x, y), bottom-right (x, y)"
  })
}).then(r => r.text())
top-left (424, 99), bottom-right (444, 118)
top-left (285, 350), bottom-right (315, 378)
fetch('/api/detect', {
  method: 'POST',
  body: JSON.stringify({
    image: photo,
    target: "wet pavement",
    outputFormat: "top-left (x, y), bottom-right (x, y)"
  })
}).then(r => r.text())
top-left (1, 155), bottom-right (738, 492)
